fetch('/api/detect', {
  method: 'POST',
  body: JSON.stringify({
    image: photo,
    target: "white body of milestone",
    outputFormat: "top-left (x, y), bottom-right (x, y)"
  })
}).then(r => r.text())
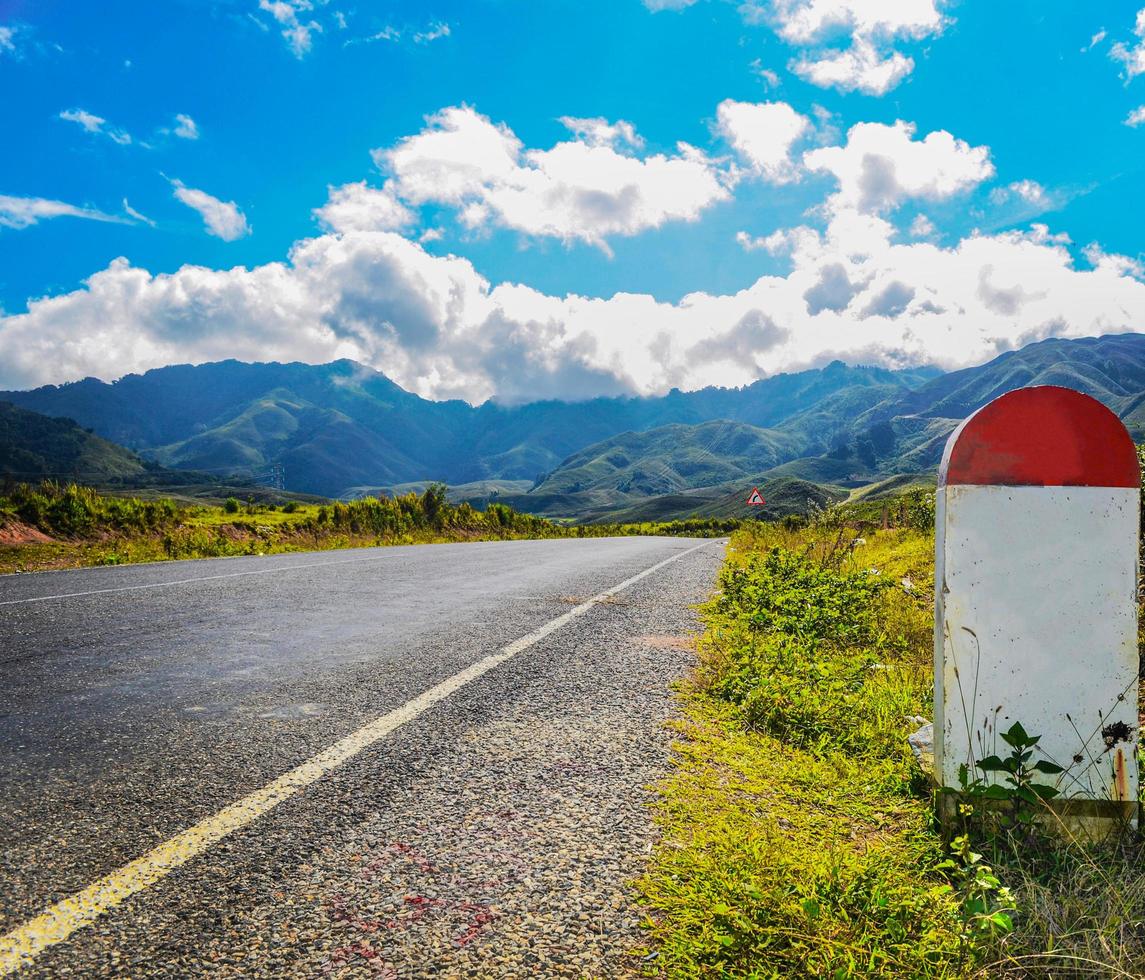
top-left (934, 386), bottom-right (1140, 813)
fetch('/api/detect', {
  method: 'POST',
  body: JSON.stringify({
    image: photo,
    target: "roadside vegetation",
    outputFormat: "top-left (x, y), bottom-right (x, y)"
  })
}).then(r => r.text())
top-left (639, 490), bottom-right (1145, 978)
top-left (0, 481), bottom-right (739, 573)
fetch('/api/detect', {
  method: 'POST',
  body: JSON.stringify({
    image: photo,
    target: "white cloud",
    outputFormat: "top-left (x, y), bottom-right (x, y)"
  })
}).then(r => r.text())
top-left (313, 181), bottom-right (414, 233)
top-left (749, 59), bottom-right (782, 87)
top-left (173, 114), bottom-right (200, 140)
top-left (909, 214), bottom-right (936, 238)
top-left (3, 210), bottom-right (1143, 403)
top-left (790, 39), bottom-right (914, 96)
top-left (258, 0), bottom-right (321, 58)
top-left (1127, 105), bottom-right (1145, 126)
top-left (5, 104), bottom-right (1142, 405)
top-left (767, 0), bottom-right (947, 44)
top-left (716, 99), bottom-right (809, 181)
top-left (122, 199), bottom-right (157, 227)
top-left (739, 0), bottom-right (950, 95)
top-left (169, 179), bottom-right (251, 240)
top-left (989, 179), bottom-right (1053, 211)
top-left (804, 120), bottom-right (993, 214)
top-left (377, 105), bottom-right (729, 252)
top-left (413, 22), bottom-right (450, 44)
top-left (1111, 8), bottom-right (1145, 79)
top-left (0, 25), bottom-right (17, 56)
top-left (1001, 179), bottom-right (1048, 205)
top-left (736, 229), bottom-right (790, 253)
top-left (346, 21), bottom-right (450, 47)
top-left (349, 25), bottom-right (401, 45)
top-left (643, 0), bottom-right (701, 10)
top-left (0, 194), bottom-right (124, 230)
top-left (59, 108), bottom-right (133, 145)
top-left (1084, 28), bottom-right (1107, 52)
top-left (558, 116), bottom-right (643, 150)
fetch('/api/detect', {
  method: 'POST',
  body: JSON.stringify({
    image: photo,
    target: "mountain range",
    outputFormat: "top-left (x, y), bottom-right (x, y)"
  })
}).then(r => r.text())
top-left (3, 333), bottom-right (1145, 518)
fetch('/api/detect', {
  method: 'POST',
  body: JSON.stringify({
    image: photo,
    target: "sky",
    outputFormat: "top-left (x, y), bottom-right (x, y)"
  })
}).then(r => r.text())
top-left (1, 0), bottom-right (1145, 403)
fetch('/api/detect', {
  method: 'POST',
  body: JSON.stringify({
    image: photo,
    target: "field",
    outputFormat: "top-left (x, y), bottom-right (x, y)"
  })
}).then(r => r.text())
top-left (639, 498), bottom-right (1145, 978)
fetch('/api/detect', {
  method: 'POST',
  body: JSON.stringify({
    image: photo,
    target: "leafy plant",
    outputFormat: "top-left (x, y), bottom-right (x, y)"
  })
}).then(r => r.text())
top-left (955, 722), bottom-right (1065, 831)
top-left (935, 835), bottom-right (1015, 957)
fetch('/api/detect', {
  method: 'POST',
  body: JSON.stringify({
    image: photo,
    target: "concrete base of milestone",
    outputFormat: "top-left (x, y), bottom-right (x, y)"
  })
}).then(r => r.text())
top-left (936, 791), bottom-right (1139, 843)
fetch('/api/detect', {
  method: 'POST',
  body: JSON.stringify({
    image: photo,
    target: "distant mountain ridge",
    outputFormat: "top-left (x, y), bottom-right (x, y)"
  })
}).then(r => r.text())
top-left (0, 359), bottom-right (935, 497)
top-left (4, 333), bottom-right (1144, 505)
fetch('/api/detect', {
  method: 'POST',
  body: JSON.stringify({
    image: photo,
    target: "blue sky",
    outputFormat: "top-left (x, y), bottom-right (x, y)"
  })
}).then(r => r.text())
top-left (1, 0), bottom-right (1144, 402)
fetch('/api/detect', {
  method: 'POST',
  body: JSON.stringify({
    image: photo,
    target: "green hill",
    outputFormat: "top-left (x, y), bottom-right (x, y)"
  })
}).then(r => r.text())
top-left (828, 334), bottom-right (1145, 475)
top-left (532, 420), bottom-right (802, 497)
top-left (0, 402), bottom-right (149, 482)
top-left (6, 333), bottom-right (1145, 510)
top-left (0, 359), bottom-right (934, 498)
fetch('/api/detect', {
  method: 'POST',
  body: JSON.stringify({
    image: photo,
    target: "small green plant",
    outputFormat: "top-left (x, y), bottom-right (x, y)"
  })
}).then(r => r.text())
top-left (956, 721), bottom-right (1064, 830)
top-left (936, 834), bottom-right (1015, 957)
top-left (223, 497), bottom-right (241, 514)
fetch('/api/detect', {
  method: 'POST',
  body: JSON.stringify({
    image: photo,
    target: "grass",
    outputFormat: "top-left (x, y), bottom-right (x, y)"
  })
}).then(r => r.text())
top-left (638, 503), bottom-right (1145, 978)
top-left (0, 481), bottom-right (740, 573)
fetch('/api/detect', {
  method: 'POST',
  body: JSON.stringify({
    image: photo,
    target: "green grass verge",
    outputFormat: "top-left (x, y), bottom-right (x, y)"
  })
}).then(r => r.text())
top-left (0, 482), bottom-right (739, 573)
top-left (638, 517), bottom-right (1145, 978)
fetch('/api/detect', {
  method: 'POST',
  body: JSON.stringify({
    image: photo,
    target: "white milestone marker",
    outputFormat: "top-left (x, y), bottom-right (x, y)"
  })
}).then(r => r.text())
top-left (934, 386), bottom-right (1140, 829)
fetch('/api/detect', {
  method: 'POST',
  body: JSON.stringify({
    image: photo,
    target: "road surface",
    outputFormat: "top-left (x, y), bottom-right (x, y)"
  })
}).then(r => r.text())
top-left (0, 536), bottom-right (722, 977)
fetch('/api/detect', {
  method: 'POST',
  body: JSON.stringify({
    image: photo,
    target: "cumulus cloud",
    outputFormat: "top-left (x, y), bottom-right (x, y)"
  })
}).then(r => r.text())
top-left (860, 280), bottom-right (915, 318)
top-left (0, 194), bottom-right (125, 230)
top-left (558, 116), bottom-right (644, 150)
top-left (736, 228), bottom-right (790, 253)
top-left (687, 310), bottom-right (789, 366)
top-left (1127, 105), bottom-right (1145, 126)
top-left (3, 208), bottom-right (1143, 401)
top-left (59, 108), bottom-right (133, 145)
top-left (909, 214), bottom-right (936, 238)
top-left (739, 0), bottom-right (950, 95)
top-left (0, 25), bottom-right (17, 56)
top-left (375, 105), bottom-right (729, 252)
top-left (790, 39), bottom-right (914, 96)
top-left (173, 114), bottom-right (199, 140)
top-left (716, 99), bottom-right (809, 181)
top-left (313, 181), bottom-right (414, 233)
top-left (803, 262), bottom-right (865, 314)
top-left (169, 179), bottom-right (251, 240)
top-left (4, 104), bottom-right (1144, 404)
top-left (804, 120), bottom-right (993, 214)
top-left (1111, 8), bottom-right (1145, 79)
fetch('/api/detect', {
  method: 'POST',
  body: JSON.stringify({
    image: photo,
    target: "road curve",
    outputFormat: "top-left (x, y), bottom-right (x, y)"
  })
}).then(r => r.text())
top-left (0, 536), bottom-right (722, 977)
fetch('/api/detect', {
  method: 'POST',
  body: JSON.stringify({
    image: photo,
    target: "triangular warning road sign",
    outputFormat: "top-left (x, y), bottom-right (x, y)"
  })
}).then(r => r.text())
top-left (746, 487), bottom-right (765, 506)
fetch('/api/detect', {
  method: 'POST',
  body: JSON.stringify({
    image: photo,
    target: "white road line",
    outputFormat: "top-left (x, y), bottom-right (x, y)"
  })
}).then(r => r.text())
top-left (0, 540), bottom-right (711, 977)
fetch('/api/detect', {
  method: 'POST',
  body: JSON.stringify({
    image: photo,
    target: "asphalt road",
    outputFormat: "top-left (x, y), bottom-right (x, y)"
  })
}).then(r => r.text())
top-left (0, 536), bottom-right (722, 977)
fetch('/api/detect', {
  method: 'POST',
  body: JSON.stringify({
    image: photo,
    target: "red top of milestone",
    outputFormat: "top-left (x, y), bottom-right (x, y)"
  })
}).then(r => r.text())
top-left (939, 386), bottom-right (1140, 488)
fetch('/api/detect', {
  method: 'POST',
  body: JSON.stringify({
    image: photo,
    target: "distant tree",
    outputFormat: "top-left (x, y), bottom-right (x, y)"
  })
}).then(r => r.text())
top-left (421, 483), bottom-right (448, 530)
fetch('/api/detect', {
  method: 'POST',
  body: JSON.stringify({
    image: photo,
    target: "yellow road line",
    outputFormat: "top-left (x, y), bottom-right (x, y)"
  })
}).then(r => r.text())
top-left (0, 540), bottom-right (712, 976)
